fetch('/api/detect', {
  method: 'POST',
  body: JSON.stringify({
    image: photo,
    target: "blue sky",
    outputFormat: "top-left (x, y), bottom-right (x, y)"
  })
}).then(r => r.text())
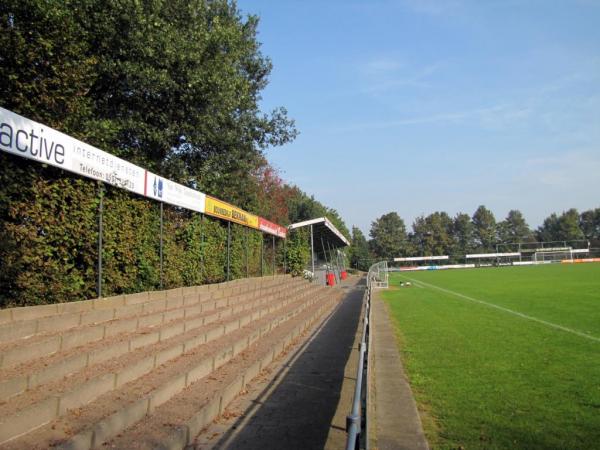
top-left (237, 0), bottom-right (600, 235)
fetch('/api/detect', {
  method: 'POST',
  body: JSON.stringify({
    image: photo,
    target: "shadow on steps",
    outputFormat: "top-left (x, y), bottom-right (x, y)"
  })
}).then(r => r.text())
top-left (207, 280), bottom-right (365, 450)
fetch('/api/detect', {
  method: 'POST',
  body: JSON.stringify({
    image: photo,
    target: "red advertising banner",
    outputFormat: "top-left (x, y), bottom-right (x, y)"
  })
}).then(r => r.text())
top-left (259, 217), bottom-right (287, 238)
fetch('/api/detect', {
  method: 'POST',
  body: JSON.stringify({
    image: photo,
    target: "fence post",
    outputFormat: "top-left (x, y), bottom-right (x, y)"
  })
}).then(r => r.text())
top-left (160, 202), bottom-right (164, 289)
top-left (200, 213), bottom-right (204, 282)
top-left (97, 182), bottom-right (104, 298)
top-left (283, 237), bottom-right (287, 274)
top-left (245, 226), bottom-right (249, 278)
top-left (226, 221), bottom-right (231, 281)
top-left (260, 233), bottom-right (264, 277)
top-left (272, 235), bottom-right (276, 276)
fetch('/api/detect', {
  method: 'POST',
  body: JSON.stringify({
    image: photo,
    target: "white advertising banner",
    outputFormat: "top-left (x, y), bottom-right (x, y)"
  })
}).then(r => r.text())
top-left (0, 107), bottom-right (209, 213)
top-left (144, 172), bottom-right (205, 213)
top-left (0, 107), bottom-right (146, 195)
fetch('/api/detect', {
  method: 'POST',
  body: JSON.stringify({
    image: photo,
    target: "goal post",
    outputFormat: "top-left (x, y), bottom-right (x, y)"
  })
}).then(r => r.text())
top-left (368, 261), bottom-right (388, 289)
top-left (532, 247), bottom-right (573, 264)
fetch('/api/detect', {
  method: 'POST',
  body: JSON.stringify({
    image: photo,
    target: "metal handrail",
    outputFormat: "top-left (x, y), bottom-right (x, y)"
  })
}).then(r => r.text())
top-left (346, 262), bottom-right (388, 449)
top-left (346, 287), bottom-right (370, 450)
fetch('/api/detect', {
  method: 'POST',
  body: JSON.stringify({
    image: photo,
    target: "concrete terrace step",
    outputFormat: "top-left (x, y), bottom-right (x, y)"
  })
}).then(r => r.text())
top-left (0, 283), bottom-right (322, 443)
top-left (0, 282), bottom-right (315, 415)
top-left (0, 285), bottom-right (339, 449)
top-left (0, 283), bottom-right (309, 401)
top-left (0, 277), bottom-right (305, 372)
top-left (106, 290), bottom-right (344, 450)
top-left (0, 275), bottom-right (299, 344)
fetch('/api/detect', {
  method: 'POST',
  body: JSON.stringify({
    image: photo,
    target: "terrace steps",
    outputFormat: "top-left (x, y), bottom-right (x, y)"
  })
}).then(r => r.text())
top-left (0, 275), bottom-right (343, 449)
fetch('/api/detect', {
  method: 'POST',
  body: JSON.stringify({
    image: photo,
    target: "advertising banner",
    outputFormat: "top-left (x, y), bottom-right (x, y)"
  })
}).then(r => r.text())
top-left (1, 107), bottom-right (287, 236)
top-left (258, 217), bottom-right (287, 238)
top-left (0, 107), bottom-right (145, 195)
top-left (144, 172), bottom-right (205, 213)
top-left (204, 196), bottom-right (259, 228)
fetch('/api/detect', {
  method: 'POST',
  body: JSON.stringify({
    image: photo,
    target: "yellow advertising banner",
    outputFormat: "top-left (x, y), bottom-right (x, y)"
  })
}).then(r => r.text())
top-left (204, 196), bottom-right (259, 229)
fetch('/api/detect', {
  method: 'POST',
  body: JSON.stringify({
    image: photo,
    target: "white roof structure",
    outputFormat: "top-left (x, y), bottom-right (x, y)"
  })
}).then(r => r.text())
top-left (394, 256), bottom-right (449, 262)
top-left (466, 252), bottom-right (521, 259)
top-left (288, 217), bottom-right (350, 248)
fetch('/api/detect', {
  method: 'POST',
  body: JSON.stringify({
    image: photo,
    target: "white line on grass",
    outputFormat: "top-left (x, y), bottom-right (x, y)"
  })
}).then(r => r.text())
top-left (402, 276), bottom-right (600, 343)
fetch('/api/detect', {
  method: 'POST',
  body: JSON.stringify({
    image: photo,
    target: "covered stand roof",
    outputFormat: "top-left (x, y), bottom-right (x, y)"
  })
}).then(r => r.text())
top-left (288, 217), bottom-right (350, 249)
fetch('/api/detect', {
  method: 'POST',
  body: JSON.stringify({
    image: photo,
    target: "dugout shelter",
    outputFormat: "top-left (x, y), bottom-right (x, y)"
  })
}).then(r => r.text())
top-left (288, 217), bottom-right (350, 286)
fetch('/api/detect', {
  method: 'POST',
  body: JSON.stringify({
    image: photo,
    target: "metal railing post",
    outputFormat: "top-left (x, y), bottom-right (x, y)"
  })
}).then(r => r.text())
top-left (260, 233), bottom-right (264, 277)
top-left (272, 235), bottom-right (276, 276)
top-left (97, 182), bottom-right (104, 298)
top-left (283, 237), bottom-right (287, 274)
top-left (199, 213), bottom-right (204, 281)
top-left (245, 226), bottom-right (249, 278)
top-left (226, 221), bottom-right (231, 281)
top-left (160, 202), bottom-right (164, 289)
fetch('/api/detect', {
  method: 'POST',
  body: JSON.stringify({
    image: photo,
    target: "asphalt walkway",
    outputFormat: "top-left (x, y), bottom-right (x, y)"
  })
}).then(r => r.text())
top-left (192, 279), bottom-right (429, 450)
top-left (193, 276), bottom-right (365, 449)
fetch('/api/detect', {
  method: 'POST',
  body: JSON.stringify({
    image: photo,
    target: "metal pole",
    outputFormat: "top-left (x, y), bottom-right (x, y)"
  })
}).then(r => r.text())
top-left (321, 236), bottom-right (329, 284)
top-left (272, 235), bottom-right (276, 276)
top-left (327, 240), bottom-right (339, 284)
top-left (97, 182), bottom-right (104, 298)
top-left (283, 237), bottom-right (287, 274)
top-left (245, 226), bottom-right (249, 278)
top-left (226, 221), bottom-right (231, 281)
top-left (160, 202), bottom-right (164, 289)
top-left (310, 225), bottom-right (315, 276)
top-left (199, 213), bottom-right (204, 281)
top-left (260, 233), bottom-right (264, 277)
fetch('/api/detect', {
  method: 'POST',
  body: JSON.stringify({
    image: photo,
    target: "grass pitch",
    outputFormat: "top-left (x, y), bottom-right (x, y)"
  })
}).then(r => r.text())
top-left (382, 263), bottom-right (600, 450)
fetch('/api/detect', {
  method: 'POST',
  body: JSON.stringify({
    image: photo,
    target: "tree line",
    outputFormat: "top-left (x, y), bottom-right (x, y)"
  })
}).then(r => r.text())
top-left (349, 206), bottom-right (600, 270)
top-left (0, 0), bottom-right (349, 307)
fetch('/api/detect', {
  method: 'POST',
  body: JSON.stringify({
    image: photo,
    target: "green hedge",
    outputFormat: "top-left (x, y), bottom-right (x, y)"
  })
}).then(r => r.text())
top-left (0, 154), bottom-right (285, 307)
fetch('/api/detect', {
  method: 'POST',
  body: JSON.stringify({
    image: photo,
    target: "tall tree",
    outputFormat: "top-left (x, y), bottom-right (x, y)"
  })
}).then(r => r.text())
top-left (369, 212), bottom-right (408, 259)
top-left (557, 209), bottom-right (585, 242)
top-left (579, 208), bottom-right (600, 246)
top-left (1, 0), bottom-right (297, 209)
top-left (410, 212), bottom-right (453, 256)
top-left (451, 212), bottom-right (475, 257)
top-left (349, 227), bottom-right (371, 271)
top-left (537, 209), bottom-right (585, 243)
top-left (472, 205), bottom-right (497, 252)
top-left (536, 213), bottom-right (560, 242)
top-left (498, 210), bottom-right (533, 245)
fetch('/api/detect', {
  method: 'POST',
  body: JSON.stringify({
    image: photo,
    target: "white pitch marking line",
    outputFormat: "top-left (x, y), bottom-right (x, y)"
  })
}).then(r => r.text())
top-left (402, 276), bottom-right (600, 343)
